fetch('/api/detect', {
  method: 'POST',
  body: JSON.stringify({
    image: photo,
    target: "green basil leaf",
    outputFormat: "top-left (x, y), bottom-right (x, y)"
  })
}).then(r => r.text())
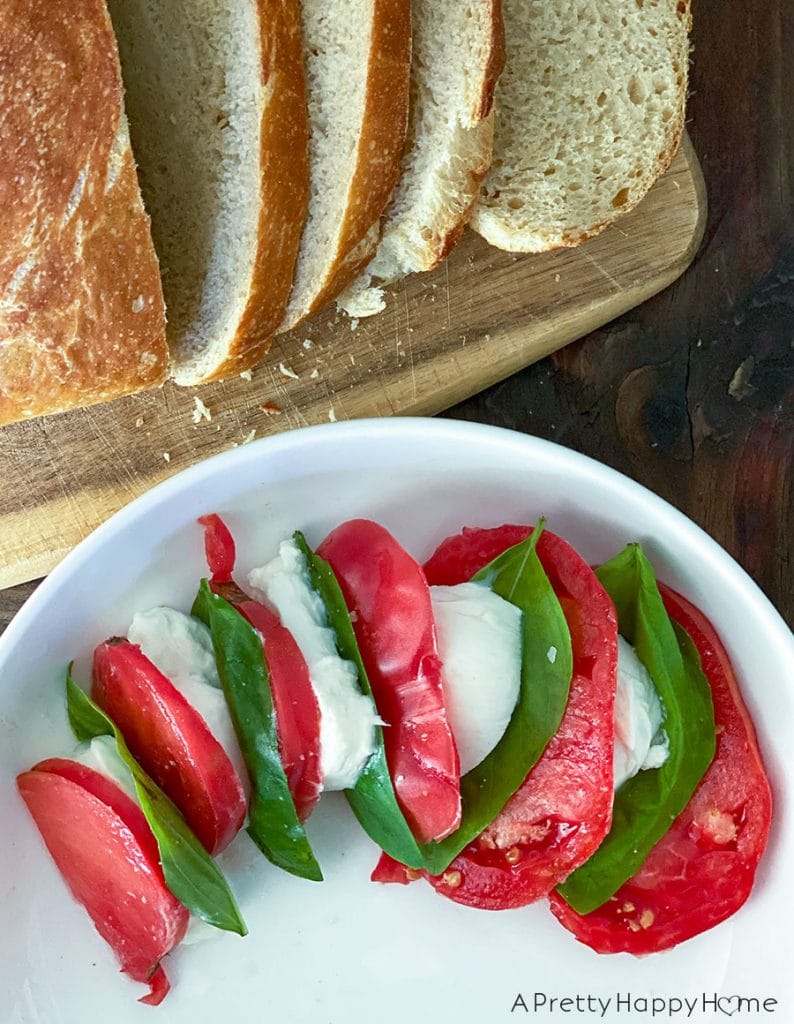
top-left (556, 544), bottom-right (716, 914)
top-left (192, 580), bottom-right (323, 882)
top-left (293, 532), bottom-right (425, 870)
top-left (421, 522), bottom-right (574, 875)
top-left (65, 669), bottom-right (247, 935)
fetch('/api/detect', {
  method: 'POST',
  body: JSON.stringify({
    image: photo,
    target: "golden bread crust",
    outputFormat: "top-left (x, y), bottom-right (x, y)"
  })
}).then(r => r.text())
top-left (0, 0), bottom-right (167, 425)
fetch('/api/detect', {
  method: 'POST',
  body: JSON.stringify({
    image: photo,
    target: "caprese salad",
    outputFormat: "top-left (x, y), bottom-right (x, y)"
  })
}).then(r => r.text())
top-left (16, 515), bottom-right (772, 1004)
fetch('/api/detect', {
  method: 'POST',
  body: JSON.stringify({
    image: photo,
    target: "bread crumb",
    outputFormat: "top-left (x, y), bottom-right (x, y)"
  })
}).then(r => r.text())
top-left (260, 402), bottom-right (282, 416)
top-left (310, 368), bottom-right (320, 380)
top-left (135, 416), bottom-right (144, 428)
top-left (302, 339), bottom-right (314, 350)
top-left (192, 396), bottom-right (212, 424)
top-left (163, 452), bottom-right (171, 463)
top-left (554, 273), bottom-right (561, 283)
top-left (242, 429), bottom-right (256, 444)
top-left (239, 369), bottom-right (253, 382)
top-left (278, 362), bottom-right (299, 380)
top-left (336, 279), bottom-right (385, 318)
top-left (328, 408), bottom-right (337, 422)
top-left (728, 356), bottom-right (756, 401)
top-left (131, 295), bottom-right (145, 314)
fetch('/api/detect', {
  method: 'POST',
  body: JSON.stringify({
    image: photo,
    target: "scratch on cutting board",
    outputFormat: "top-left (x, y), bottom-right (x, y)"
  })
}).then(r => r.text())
top-left (320, 380), bottom-right (341, 423)
top-left (403, 289), bottom-right (417, 403)
top-left (392, 301), bottom-right (402, 365)
top-left (38, 422), bottom-right (94, 530)
top-left (82, 410), bottom-right (139, 493)
top-left (217, 378), bottom-right (247, 438)
top-left (264, 366), bottom-right (309, 429)
top-left (579, 249), bottom-right (625, 292)
top-left (282, 390), bottom-right (311, 429)
top-left (262, 366), bottom-right (303, 425)
top-left (444, 261), bottom-right (452, 329)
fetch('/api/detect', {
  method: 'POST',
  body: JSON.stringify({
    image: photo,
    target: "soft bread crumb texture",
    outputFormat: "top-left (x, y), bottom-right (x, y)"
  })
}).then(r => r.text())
top-left (280, 1), bottom-right (373, 331)
top-left (339, 0), bottom-right (502, 317)
top-left (107, 0), bottom-right (263, 380)
top-left (472, 0), bottom-right (691, 252)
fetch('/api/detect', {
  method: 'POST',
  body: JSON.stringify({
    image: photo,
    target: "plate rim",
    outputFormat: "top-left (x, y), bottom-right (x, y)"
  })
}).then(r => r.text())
top-left (2, 418), bottom-right (790, 667)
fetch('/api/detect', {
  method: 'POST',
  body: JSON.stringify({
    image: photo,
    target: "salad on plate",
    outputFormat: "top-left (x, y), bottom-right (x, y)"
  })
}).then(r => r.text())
top-left (16, 513), bottom-right (773, 1004)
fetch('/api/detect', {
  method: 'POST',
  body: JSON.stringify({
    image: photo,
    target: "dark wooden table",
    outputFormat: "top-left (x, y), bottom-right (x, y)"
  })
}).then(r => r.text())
top-left (1, 2), bottom-right (791, 633)
top-left (447, 1), bottom-right (793, 627)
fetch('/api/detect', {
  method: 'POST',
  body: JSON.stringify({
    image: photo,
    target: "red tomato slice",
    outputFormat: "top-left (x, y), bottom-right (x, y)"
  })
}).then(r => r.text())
top-left (200, 515), bottom-right (323, 820)
top-left (318, 519), bottom-right (461, 844)
top-left (371, 851), bottom-right (418, 884)
top-left (549, 585), bottom-right (773, 953)
top-left (418, 524), bottom-right (617, 908)
top-left (34, 757), bottom-right (162, 864)
top-left (18, 761), bottom-right (188, 1005)
top-left (199, 513), bottom-right (236, 584)
top-left (92, 640), bottom-right (247, 854)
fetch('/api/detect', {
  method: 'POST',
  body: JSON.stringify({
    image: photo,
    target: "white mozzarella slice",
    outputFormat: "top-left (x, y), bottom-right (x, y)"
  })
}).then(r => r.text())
top-left (71, 735), bottom-right (140, 804)
top-left (248, 538), bottom-right (379, 791)
top-left (128, 607), bottom-right (249, 793)
top-left (431, 582), bottom-right (523, 775)
top-left (613, 635), bottom-right (670, 790)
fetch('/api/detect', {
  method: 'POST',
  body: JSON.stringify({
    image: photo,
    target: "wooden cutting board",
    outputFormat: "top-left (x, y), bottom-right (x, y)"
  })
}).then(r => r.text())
top-left (0, 137), bottom-right (706, 590)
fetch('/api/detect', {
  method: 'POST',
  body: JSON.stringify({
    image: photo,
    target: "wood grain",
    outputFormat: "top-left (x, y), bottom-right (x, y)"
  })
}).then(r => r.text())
top-left (0, 138), bottom-right (705, 596)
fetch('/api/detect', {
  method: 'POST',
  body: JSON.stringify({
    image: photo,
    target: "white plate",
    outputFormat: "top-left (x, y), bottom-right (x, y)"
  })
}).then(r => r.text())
top-left (1, 419), bottom-right (791, 1024)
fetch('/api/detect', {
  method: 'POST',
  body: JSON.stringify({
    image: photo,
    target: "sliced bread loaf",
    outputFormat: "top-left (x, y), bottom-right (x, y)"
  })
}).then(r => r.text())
top-left (278, 0), bottom-right (412, 334)
top-left (107, 0), bottom-right (309, 385)
top-left (339, 0), bottom-right (504, 317)
top-left (472, 0), bottom-right (691, 253)
top-left (0, 0), bottom-right (168, 425)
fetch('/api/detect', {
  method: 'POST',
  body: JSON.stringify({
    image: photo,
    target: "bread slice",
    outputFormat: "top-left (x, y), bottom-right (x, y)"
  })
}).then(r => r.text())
top-left (339, 0), bottom-right (505, 317)
top-left (107, 0), bottom-right (309, 385)
top-left (0, 0), bottom-right (168, 426)
top-left (472, 0), bottom-right (692, 252)
top-left (278, 0), bottom-right (411, 334)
